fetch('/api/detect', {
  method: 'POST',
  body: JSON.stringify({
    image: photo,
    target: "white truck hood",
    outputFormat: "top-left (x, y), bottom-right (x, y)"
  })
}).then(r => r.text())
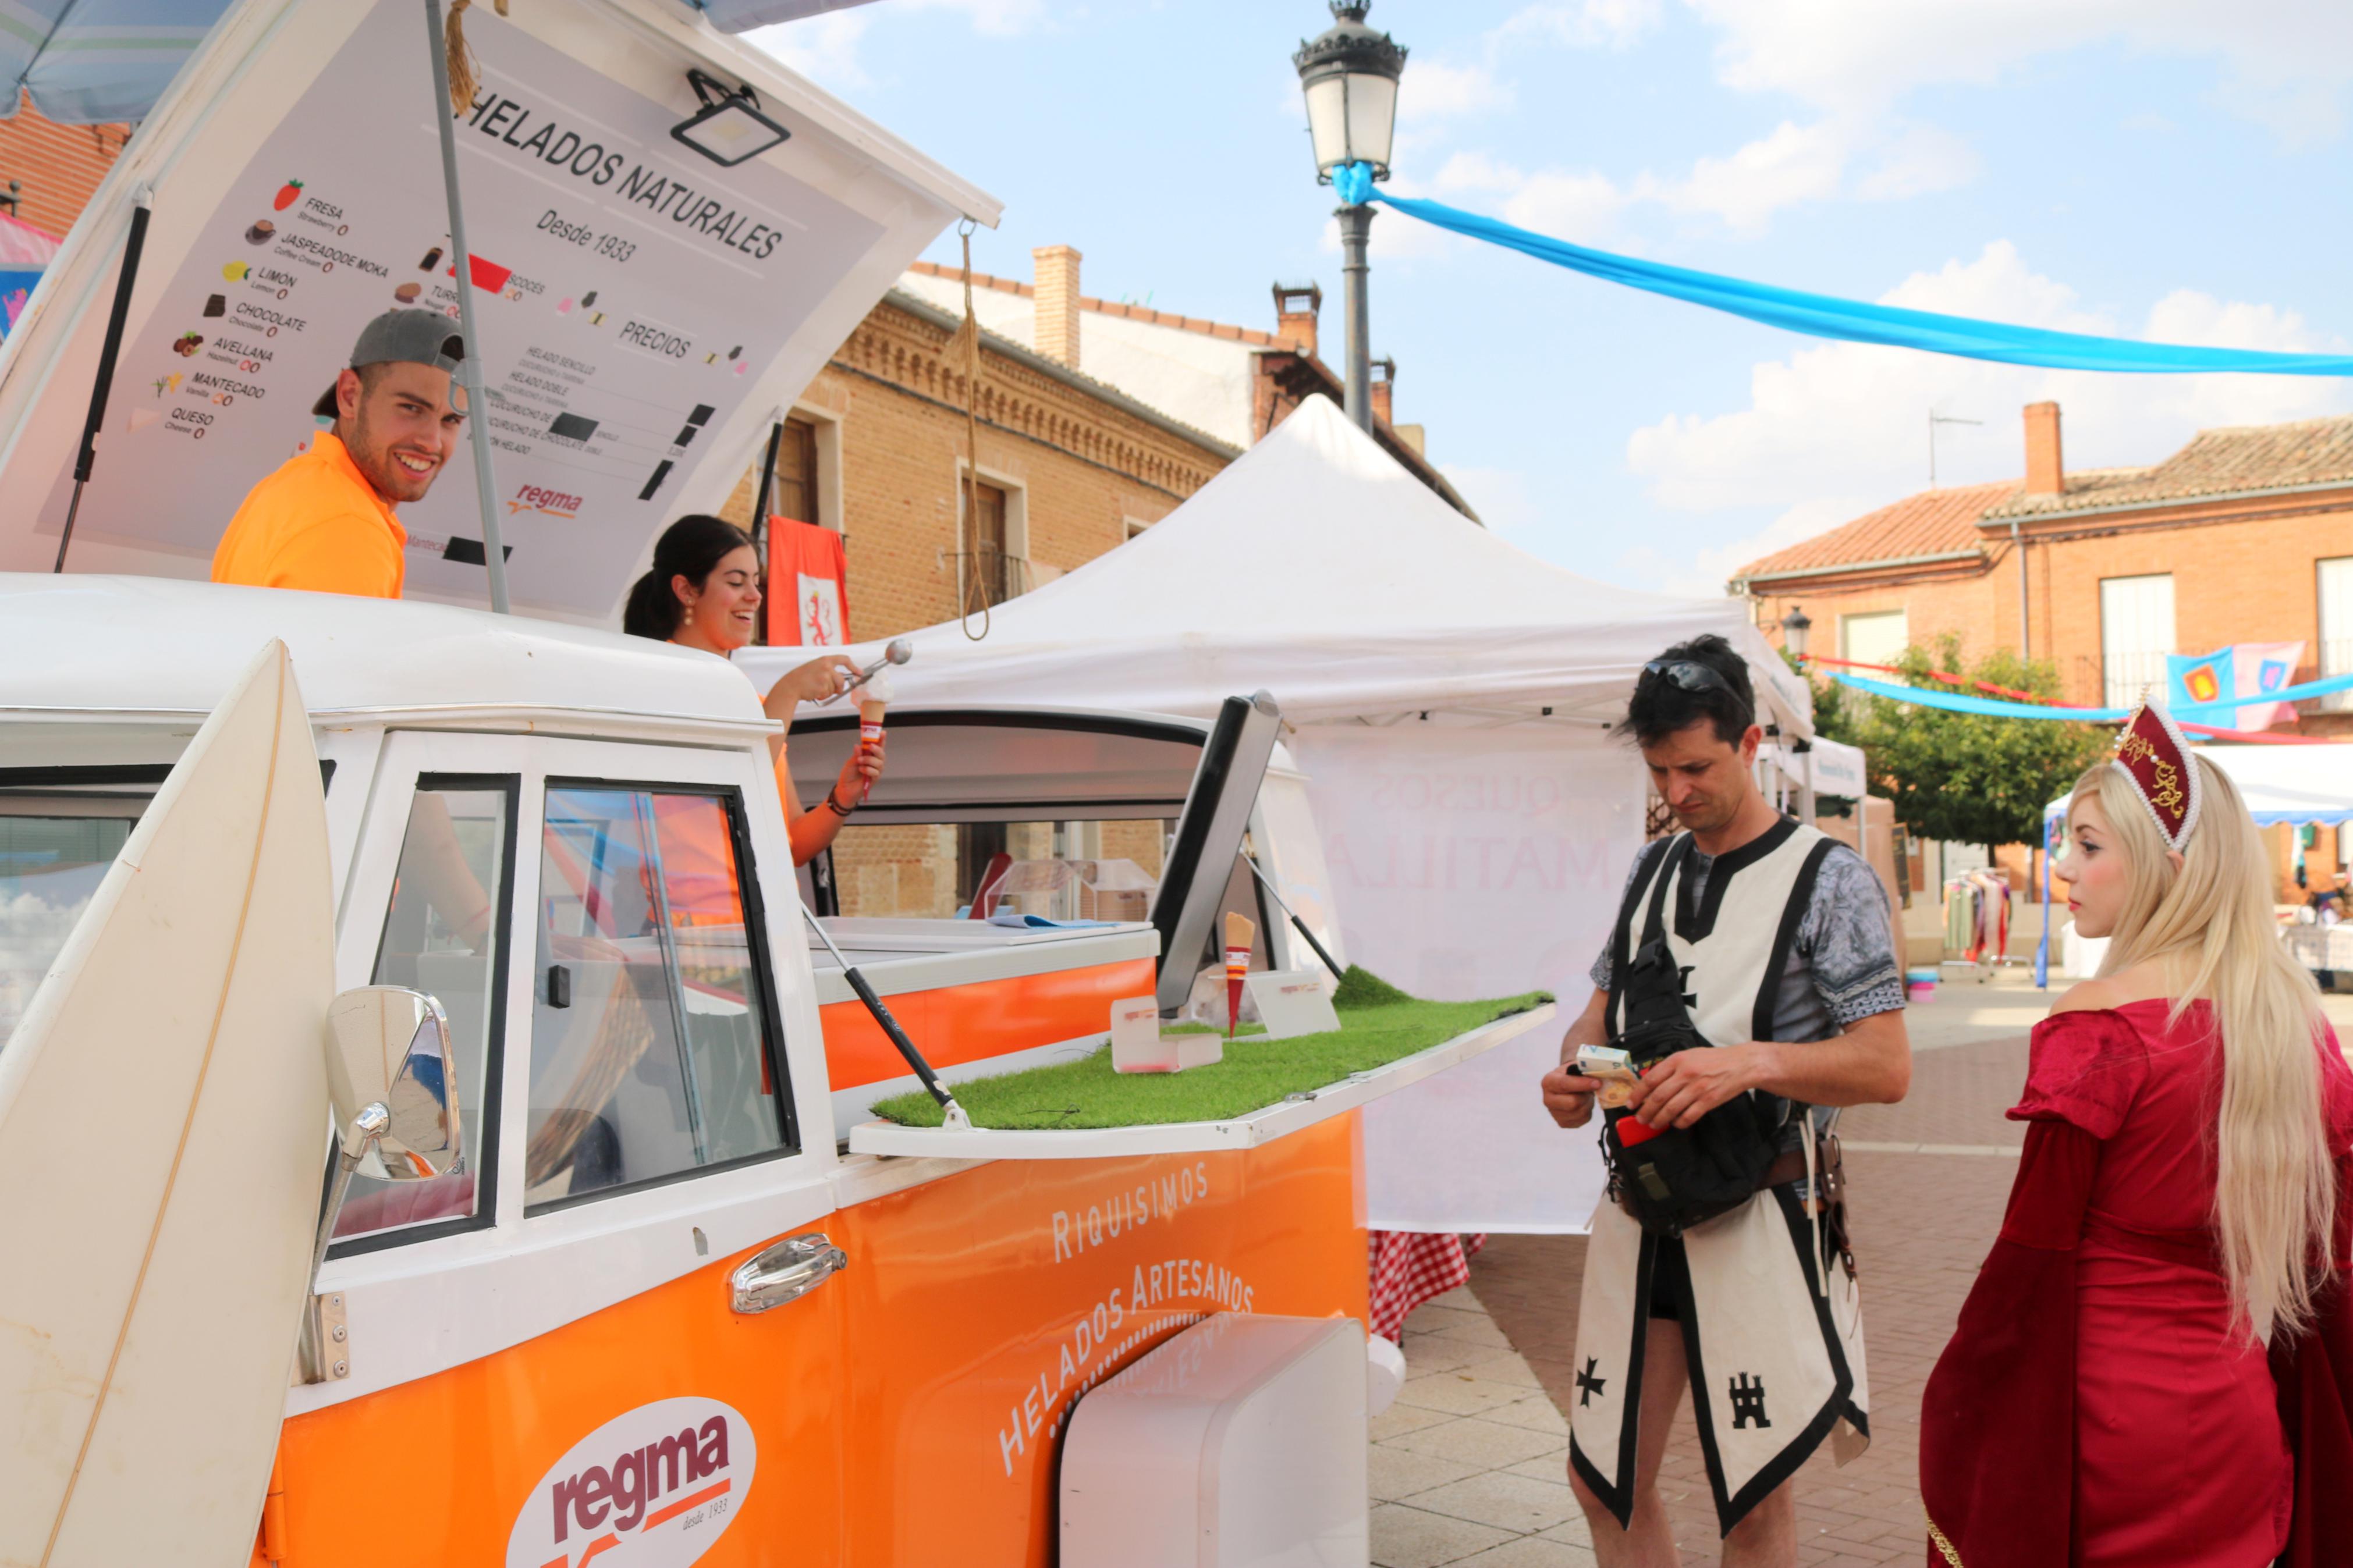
top-left (0, 0), bottom-right (995, 623)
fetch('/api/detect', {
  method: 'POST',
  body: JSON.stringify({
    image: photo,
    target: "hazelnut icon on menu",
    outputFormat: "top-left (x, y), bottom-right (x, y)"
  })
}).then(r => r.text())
top-left (393, 282), bottom-right (422, 304)
top-left (172, 332), bottom-right (203, 358)
top-left (246, 219), bottom-right (275, 246)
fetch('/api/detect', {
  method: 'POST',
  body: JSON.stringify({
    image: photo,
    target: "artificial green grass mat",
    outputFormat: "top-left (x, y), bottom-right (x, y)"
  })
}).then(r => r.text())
top-left (869, 990), bottom-right (1553, 1130)
top-left (1331, 964), bottom-right (1412, 1009)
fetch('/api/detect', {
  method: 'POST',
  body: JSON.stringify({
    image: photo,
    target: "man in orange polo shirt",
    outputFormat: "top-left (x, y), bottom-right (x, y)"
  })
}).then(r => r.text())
top-left (211, 310), bottom-right (468, 597)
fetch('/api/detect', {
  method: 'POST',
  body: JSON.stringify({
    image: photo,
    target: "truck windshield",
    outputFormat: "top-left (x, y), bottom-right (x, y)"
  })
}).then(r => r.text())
top-left (0, 787), bottom-right (151, 1052)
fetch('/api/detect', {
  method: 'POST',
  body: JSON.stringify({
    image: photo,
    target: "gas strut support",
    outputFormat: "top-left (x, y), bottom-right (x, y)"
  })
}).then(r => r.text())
top-left (1244, 854), bottom-right (1345, 980)
top-left (799, 905), bottom-right (970, 1129)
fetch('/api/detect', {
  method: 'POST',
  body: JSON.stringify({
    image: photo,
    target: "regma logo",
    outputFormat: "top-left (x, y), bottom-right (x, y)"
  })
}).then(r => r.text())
top-left (506, 1396), bottom-right (757, 1568)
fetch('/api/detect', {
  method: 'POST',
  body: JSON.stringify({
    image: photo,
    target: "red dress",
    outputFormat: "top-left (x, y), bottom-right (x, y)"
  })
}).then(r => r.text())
top-left (1920, 1000), bottom-right (2353, 1567)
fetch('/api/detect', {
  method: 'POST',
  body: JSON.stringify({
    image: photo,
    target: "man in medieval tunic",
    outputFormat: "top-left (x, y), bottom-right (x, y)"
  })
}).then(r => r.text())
top-left (1540, 634), bottom-right (1912, 1565)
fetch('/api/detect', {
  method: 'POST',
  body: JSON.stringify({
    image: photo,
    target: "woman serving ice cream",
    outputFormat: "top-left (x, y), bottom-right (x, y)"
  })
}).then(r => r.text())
top-left (623, 514), bottom-right (883, 866)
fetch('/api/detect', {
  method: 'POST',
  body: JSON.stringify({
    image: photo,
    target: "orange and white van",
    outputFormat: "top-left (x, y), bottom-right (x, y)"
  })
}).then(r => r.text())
top-left (0, 578), bottom-right (1552, 1565)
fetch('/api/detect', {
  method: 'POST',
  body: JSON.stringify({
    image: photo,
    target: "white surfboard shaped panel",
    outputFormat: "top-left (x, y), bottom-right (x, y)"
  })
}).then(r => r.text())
top-left (0, 640), bottom-right (334, 1567)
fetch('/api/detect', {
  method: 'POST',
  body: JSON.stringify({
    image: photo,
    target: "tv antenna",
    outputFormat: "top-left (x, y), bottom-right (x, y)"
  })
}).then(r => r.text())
top-left (1929, 410), bottom-right (1982, 487)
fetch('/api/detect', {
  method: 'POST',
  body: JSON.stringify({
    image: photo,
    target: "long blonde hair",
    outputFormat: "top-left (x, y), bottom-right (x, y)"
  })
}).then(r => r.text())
top-left (2069, 758), bottom-right (2334, 1341)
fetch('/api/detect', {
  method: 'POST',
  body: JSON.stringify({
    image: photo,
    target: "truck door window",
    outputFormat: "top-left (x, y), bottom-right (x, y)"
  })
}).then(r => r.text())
top-left (334, 783), bottom-right (516, 1247)
top-left (0, 790), bottom-right (148, 1052)
top-left (528, 787), bottom-right (790, 1209)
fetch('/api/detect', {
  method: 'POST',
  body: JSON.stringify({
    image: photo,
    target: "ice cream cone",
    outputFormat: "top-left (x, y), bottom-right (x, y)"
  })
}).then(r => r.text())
top-left (1224, 911), bottom-right (1255, 1039)
top-left (855, 668), bottom-right (892, 802)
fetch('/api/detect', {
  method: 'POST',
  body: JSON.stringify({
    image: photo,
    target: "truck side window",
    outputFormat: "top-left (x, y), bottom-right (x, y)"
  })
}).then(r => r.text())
top-left (527, 787), bottom-right (790, 1208)
top-left (335, 783), bottom-right (516, 1246)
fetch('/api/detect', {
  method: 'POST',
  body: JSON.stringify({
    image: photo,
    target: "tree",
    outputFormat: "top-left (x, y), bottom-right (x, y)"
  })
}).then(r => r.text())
top-left (1806, 637), bottom-right (2108, 854)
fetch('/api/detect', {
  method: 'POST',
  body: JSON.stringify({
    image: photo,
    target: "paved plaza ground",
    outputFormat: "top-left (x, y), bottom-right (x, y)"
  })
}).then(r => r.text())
top-left (1366, 968), bottom-right (2353, 1567)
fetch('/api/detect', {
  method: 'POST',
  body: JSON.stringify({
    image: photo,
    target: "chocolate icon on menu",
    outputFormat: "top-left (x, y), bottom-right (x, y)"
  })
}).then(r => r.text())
top-left (245, 218), bottom-right (275, 246)
top-left (203, 294), bottom-right (226, 318)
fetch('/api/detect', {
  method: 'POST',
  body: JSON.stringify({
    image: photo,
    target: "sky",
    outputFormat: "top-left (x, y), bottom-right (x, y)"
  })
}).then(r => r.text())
top-left (744, 1), bottom-right (2353, 598)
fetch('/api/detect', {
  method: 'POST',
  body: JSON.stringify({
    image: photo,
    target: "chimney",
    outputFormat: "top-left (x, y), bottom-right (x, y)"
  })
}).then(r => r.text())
top-left (1032, 244), bottom-right (1082, 368)
top-left (1370, 356), bottom-right (1396, 426)
top-left (1272, 280), bottom-right (1322, 357)
top-left (2024, 401), bottom-right (2064, 495)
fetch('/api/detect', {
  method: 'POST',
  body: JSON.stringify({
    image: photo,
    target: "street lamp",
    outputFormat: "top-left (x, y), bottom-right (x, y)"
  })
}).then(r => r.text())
top-left (1294, 2), bottom-right (1405, 434)
top-left (1780, 605), bottom-right (1812, 662)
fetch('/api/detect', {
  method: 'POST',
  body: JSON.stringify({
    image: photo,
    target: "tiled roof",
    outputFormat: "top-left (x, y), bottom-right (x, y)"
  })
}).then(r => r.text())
top-left (1731, 480), bottom-right (2013, 581)
top-left (1982, 412), bottom-right (2353, 518)
top-left (906, 260), bottom-right (1283, 346)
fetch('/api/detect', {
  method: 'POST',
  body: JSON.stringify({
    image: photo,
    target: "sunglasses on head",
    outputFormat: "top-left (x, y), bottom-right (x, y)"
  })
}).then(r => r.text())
top-left (1641, 659), bottom-right (1754, 723)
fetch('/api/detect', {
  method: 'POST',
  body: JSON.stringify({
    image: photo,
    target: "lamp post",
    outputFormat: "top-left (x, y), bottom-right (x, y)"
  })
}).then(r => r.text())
top-left (1780, 605), bottom-right (1812, 663)
top-left (1294, 2), bottom-right (1405, 434)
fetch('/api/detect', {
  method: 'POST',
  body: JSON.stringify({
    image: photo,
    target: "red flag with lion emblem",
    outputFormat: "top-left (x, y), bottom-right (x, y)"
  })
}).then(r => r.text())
top-left (765, 517), bottom-right (850, 648)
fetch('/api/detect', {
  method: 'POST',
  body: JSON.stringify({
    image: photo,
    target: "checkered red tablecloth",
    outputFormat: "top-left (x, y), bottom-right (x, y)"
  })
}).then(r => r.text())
top-left (1367, 1229), bottom-right (1486, 1343)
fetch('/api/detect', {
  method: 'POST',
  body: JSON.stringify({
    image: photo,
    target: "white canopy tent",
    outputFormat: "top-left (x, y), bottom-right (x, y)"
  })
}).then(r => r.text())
top-left (745, 395), bottom-right (1811, 1232)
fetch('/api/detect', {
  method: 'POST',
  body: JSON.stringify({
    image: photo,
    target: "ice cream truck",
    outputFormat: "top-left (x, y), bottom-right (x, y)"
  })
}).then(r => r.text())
top-left (0, 577), bottom-right (1553, 1566)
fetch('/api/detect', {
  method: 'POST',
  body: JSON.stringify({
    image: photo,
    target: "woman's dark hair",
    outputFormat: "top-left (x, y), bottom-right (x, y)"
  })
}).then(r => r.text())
top-left (1615, 633), bottom-right (1756, 747)
top-left (623, 514), bottom-right (755, 639)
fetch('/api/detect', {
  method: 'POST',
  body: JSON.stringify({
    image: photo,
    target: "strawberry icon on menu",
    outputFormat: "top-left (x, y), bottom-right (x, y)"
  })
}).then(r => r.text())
top-left (272, 179), bottom-right (303, 211)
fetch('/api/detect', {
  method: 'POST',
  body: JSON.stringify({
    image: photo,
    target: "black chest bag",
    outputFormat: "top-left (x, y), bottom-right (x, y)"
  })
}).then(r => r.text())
top-left (1602, 839), bottom-right (1787, 1237)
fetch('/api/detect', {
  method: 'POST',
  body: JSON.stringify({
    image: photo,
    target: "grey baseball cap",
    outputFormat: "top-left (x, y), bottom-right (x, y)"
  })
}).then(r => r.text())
top-left (313, 310), bottom-right (467, 418)
top-left (350, 308), bottom-right (465, 372)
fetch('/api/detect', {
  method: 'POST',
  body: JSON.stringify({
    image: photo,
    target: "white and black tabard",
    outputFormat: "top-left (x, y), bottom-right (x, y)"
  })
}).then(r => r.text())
top-left (1569, 819), bottom-right (1871, 1536)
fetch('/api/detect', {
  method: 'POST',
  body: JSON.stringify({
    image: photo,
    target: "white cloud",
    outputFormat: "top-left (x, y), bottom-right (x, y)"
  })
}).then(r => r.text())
top-left (747, 13), bottom-right (873, 93)
top-left (748, 0), bottom-right (1048, 93)
top-left (1493, 0), bottom-right (1666, 52)
top-left (1688, 0), bottom-right (2353, 145)
top-left (1656, 119), bottom-right (1848, 232)
top-left (1404, 60), bottom-right (1515, 121)
top-left (1617, 241), bottom-right (2353, 585)
top-left (1501, 170), bottom-right (1630, 238)
top-left (1854, 120), bottom-right (1982, 201)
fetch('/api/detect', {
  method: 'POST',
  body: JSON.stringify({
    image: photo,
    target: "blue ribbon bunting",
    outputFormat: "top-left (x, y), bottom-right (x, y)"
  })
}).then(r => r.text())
top-left (1830, 669), bottom-right (2353, 722)
top-left (1362, 190), bottom-right (2353, 377)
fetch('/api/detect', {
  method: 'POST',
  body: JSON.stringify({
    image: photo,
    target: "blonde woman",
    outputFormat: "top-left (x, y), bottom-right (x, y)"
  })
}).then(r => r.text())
top-left (1919, 702), bottom-right (2353, 1566)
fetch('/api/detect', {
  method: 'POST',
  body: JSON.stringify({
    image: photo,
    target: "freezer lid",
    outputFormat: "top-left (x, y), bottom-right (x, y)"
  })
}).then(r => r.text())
top-left (1150, 691), bottom-right (1282, 1014)
top-left (0, 0), bottom-right (997, 623)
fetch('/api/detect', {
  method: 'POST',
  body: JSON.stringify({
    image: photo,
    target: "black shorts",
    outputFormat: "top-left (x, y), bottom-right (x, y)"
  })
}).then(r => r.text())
top-left (1646, 1232), bottom-right (1691, 1322)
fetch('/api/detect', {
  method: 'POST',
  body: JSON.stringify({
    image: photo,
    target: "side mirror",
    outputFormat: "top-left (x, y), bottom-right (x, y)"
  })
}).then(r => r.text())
top-left (324, 985), bottom-right (462, 1181)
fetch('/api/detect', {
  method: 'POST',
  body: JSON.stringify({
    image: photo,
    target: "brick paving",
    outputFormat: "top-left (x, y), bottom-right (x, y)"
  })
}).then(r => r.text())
top-left (1467, 1032), bottom-right (2032, 1567)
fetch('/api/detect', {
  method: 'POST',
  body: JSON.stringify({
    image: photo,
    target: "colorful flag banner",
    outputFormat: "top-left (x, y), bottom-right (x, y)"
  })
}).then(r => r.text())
top-left (2232, 641), bottom-right (2305, 730)
top-left (765, 515), bottom-right (850, 648)
top-left (2166, 649), bottom-right (2234, 713)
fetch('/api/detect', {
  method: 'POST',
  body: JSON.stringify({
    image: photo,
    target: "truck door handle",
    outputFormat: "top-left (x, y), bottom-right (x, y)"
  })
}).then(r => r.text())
top-left (730, 1232), bottom-right (847, 1314)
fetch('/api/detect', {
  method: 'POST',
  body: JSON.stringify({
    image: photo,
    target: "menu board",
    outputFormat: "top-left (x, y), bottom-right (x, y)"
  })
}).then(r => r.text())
top-left (49, 0), bottom-right (879, 615)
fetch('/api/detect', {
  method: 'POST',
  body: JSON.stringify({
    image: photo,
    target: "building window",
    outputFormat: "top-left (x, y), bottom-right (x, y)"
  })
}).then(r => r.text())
top-left (2100, 574), bottom-right (2175, 710)
top-left (2320, 557), bottom-right (2353, 714)
top-left (771, 415), bottom-right (821, 527)
top-left (959, 473), bottom-right (1028, 607)
top-left (1839, 609), bottom-right (1909, 673)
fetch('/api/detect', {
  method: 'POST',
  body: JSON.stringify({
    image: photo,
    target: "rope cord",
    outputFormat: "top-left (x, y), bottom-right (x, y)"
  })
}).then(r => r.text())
top-left (956, 221), bottom-right (991, 641)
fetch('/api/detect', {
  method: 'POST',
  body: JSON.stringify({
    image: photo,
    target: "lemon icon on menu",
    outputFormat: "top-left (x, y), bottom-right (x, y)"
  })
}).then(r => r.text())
top-left (222, 260), bottom-right (249, 282)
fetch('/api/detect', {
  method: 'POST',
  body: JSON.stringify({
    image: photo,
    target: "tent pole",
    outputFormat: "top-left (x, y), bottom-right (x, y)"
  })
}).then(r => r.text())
top-left (424, 0), bottom-right (511, 614)
top-left (53, 186), bottom-right (152, 573)
top-left (748, 417), bottom-right (783, 645)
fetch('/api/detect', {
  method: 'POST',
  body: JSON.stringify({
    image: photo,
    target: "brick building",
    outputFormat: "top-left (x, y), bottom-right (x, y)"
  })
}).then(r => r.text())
top-left (1732, 402), bottom-right (2353, 898)
top-left (0, 97), bottom-right (130, 241)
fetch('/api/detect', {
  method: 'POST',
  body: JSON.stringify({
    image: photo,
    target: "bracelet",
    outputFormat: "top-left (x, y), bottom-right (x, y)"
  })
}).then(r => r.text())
top-left (824, 787), bottom-right (856, 818)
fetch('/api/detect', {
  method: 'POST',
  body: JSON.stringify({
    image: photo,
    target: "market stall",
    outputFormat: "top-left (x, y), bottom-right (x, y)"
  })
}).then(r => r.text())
top-left (743, 394), bottom-right (1813, 1234)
